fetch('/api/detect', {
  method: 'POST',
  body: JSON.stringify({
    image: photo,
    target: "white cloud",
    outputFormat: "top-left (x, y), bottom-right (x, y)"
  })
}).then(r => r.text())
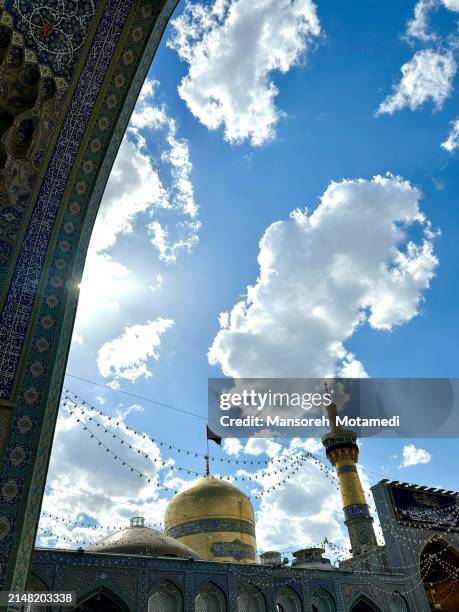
top-left (406, 0), bottom-right (440, 41)
top-left (148, 219), bottom-right (200, 264)
top-left (38, 405), bottom-right (171, 548)
top-left (130, 80), bottom-right (201, 263)
top-left (222, 437), bottom-right (323, 459)
top-left (209, 174), bottom-right (438, 378)
top-left (168, 0), bottom-right (321, 146)
top-left (90, 133), bottom-right (163, 254)
top-left (77, 251), bottom-right (133, 325)
top-left (97, 318), bottom-right (174, 381)
top-left (72, 80), bottom-right (199, 379)
top-left (389, 1), bottom-right (459, 148)
top-left (71, 331), bottom-right (83, 345)
top-left (289, 436), bottom-right (323, 454)
top-left (406, 0), bottom-right (459, 41)
top-left (222, 438), bottom-right (243, 456)
top-left (377, 49), bottom-right (456, 115)
top-left (222, 437), bottom-right (282, 458)
top-left (400, 443), bottom-right (433, 467)
top-left (91, 80), bottom-right (199, 260)
top-left (249, 440), bottom-right (345, 553)
top-left (441, 116), bottom-right (459, 149)
top-left (442, 0), bottom-right (459, 11)
top-left (74, 132), bottom-right (154, 335)
top-left (244, 438), bottom-right (283, 457)
top-left (149, 273), bottom-right (164, 293)
top-left (75, 80), bottom-right (198, 337)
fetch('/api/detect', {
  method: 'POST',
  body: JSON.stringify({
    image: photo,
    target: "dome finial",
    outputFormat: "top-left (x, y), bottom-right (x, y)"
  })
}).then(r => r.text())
top-left (204, 453), bottom-right (210, 476)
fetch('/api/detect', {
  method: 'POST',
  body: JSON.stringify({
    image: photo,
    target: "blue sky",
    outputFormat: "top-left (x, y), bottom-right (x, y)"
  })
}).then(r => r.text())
top-left (40, 0), bottom-right (459, 555)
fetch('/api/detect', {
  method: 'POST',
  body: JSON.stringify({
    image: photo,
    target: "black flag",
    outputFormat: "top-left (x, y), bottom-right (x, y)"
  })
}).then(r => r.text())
top-left (206, 426), bottom-right (222, 446)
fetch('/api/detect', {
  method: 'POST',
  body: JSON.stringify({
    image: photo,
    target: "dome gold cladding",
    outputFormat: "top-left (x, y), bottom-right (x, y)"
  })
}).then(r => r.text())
top-left (165, 476), bottom-right (257, 563)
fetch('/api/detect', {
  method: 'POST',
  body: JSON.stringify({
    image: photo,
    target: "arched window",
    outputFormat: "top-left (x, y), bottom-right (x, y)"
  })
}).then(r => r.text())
top-left (389, 592), bottom-right (408, 612)
top-left (310, 587), bottom-right (336, 612)
top-left (237, 583), bottom-right (266, 612)
top-left (195, 582), bottom-right (227, 612)
top-left (275, 586), bottom-right (302, 612)
top-left (149, 580), bottom-right (183, 612)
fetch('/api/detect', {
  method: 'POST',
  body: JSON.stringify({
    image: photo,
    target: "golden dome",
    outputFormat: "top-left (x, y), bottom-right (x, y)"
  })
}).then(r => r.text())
top-left (165, 476), bottom-right (256, 563)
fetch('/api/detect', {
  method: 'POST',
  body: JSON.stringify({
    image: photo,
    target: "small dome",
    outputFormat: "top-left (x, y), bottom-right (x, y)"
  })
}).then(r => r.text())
top-left (86, 516), bottom-right (200, 559)
top-left (165, 476), bottom-right (256, 563)
top-left (291, 547), bottom-right (334, 570)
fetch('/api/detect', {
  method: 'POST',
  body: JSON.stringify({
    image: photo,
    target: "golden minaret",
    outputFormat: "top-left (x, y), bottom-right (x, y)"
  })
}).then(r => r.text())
top-left (321, 385), bottom-right (377, 556)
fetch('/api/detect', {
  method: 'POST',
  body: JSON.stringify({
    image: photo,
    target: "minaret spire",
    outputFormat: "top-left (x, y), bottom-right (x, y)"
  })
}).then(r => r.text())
top-left (321, 384), bottom-right (377, 556)
top-left (323, 382), bottom-right (338, 432)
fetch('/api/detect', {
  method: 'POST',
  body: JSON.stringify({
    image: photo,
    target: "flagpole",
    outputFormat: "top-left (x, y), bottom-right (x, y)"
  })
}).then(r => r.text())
top-left (205, 425), bottom-right (221, 476)
top-left (205, 432), bottom-right (210, 476)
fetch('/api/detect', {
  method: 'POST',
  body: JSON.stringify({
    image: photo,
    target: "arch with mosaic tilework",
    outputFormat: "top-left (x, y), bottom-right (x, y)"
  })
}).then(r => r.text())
top-left (237, 583), bottom-right (266, 612)
top-left (311, 586), bottom-right (336, 612)
top-left (348, 593), bottom-right (381, 612)
top-left (388, 592), bottom-right (409, 612)
top-left (420, 538), bottom-right (459, 612)
top-left (75, 586), bottom-right (131, 612)
top-left (148, 579), bottom-right (183, 612)
top-left (195, 581), bottom-right (227, 612)
top-left (275, 586), bottom-right (303, 612)
top-left (0, 0), bottom-right (180, 594)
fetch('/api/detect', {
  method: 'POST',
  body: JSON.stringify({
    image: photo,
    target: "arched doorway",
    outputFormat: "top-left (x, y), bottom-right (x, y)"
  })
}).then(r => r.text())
top-left (420, 539), bottom-right (459, 612)
top-left (25, 574), bottom-right (49, 612)
top-left (195, 581), bottom-right (227, 612)
top-left (276, 586), bottom-right (302, 612)
top-left (75, 588), bottom-right (130, 612)
top-left (311, 587), bottom-right (336, 611)
top-left (149, 579), bottom-right (183, 612)
top-left (349, 595), bottom-right (381, 612)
